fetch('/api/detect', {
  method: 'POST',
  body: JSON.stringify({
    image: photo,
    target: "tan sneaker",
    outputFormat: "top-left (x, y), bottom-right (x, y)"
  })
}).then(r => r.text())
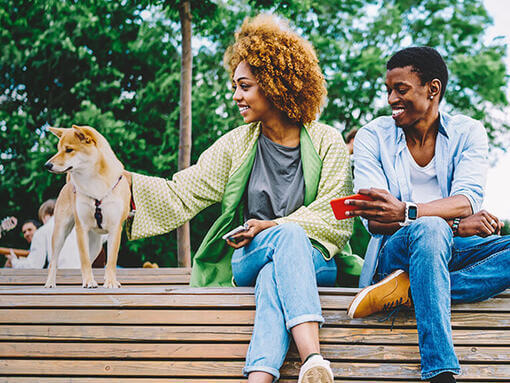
top-left (347, 269), bottom-right (411, 318)
top-left (297, 354), bottom-right (334, 383)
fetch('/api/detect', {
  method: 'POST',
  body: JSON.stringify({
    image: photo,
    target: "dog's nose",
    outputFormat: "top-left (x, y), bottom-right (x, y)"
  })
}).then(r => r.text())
top-left (44, 162), bottom-right (53, 170)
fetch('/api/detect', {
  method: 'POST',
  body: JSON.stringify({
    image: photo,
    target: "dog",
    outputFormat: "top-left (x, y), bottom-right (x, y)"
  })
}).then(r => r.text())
top-left (44, 125), bottom-right (131, 288)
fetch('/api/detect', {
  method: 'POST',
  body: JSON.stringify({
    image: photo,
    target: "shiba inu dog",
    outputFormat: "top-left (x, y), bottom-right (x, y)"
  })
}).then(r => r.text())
top-left (44, 125), bottom-right (131, 288)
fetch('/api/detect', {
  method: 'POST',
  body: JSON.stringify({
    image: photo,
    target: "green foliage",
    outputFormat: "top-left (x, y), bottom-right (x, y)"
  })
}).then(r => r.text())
top-left (1, 0), bottom-right (508, 264)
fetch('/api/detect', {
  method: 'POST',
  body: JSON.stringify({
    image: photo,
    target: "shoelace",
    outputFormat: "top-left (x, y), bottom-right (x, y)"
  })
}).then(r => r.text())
top-left (382, 296), bottom-right (408, 312)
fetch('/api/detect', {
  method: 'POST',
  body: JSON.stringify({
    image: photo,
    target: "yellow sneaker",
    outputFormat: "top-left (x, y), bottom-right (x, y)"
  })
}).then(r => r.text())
top-left (347, 269), bottom-right (411, 318)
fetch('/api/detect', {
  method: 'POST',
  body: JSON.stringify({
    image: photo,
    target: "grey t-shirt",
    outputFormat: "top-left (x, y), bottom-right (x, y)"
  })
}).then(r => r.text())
top-left (246, 133), bottom-right (305, 221)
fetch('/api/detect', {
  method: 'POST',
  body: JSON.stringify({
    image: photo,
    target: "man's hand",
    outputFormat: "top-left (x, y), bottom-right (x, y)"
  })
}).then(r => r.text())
top-left (4, 249), bottom-right (16, 268)
top-left (345, 188), bottom-right (406, 223)
top-left (457, 210), bottom-right (504, 237)
top-left (226, 219), bottom-right (277, 249)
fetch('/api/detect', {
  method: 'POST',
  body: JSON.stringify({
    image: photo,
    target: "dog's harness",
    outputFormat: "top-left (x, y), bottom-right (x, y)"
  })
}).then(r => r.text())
top-left (73, 175), bottom-right (123, 229)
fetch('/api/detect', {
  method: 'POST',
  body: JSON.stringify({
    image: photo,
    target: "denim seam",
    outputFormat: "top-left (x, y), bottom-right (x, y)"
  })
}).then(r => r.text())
top-left (243, 365), bottom-right (280, 382)
top-left (286, 313), bottom-right (324, 331)
top-left (452, 248), bottom-right (507, 274)
top-left (421, 367), bottom-right (461, 380)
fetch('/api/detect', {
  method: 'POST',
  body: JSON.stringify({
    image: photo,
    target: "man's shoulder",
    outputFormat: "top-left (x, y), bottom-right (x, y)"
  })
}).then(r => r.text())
top-left (444, 113), bottom-right (484, 131)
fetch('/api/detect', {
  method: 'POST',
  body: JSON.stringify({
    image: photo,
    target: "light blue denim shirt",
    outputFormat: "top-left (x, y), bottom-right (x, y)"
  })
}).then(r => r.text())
top-left (353, 113), bottom-right (489, 287)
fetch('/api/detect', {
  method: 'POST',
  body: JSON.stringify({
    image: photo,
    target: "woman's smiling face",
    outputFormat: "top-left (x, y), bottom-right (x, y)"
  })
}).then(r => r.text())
top-left (385, 65), bottom-right (436, 129)
top-left (232, 61), bottom-right (276, 124)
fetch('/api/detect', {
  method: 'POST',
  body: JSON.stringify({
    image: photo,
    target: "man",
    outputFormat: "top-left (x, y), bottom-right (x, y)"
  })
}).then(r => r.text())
top-left (6, 199), bottom-right (84, 269)
top-left (21, 219), bottom-right (40, 244)
top-left (346, 47), bottom-right (510, 383)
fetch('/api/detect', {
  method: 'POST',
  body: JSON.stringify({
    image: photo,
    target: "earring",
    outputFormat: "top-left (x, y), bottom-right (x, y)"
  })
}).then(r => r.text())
top-left (429, 95), bottom-right (433, 100)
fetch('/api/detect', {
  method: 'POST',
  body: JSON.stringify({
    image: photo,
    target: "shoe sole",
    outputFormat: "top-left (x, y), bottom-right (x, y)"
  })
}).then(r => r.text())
top-left (301, 366), bottom-right (334, 383)
top-left (347, 269), bottom-right (406, 319)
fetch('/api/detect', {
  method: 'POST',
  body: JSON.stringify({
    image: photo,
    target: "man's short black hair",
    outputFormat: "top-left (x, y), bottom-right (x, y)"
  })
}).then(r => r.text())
top-left (22, 219), bottom-right (41, 229)
top-left (387, 46), bottom-right (448, 101)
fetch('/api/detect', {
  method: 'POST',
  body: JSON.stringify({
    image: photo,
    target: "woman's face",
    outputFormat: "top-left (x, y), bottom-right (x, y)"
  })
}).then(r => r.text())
top-left (232, 61), bottom-right (276, 124)
top-left (385, 65), bottom-right (436, 128)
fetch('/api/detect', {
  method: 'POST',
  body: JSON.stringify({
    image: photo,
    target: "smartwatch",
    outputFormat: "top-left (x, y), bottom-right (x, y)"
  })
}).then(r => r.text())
top-left (399, 202), bottom-right (418, 226)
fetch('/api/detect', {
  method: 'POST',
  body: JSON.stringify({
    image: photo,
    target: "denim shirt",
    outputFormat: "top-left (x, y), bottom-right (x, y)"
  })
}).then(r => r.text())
top-left (353, 113), bottom-right (488, 287)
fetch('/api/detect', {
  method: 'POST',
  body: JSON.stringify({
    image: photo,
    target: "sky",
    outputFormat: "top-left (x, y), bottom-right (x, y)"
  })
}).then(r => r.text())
top-left (480, 0), bottom-right (510, 220)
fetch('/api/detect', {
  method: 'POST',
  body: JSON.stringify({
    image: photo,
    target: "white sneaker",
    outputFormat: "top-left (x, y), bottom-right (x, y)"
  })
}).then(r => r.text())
top-left (297, 354), bottom-right (334, 383)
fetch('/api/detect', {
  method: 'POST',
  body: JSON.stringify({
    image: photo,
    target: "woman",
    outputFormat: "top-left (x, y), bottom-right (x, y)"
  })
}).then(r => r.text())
top-left (127, 15), bottom-right (354, 382)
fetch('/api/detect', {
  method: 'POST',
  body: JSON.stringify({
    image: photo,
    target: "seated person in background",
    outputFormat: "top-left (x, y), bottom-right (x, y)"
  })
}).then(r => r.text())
top-left (6, 199), bottom-right (84, 269)
top-left (346, 47), bottom-right (510, 383)
top-left (344, 128), bottom-right (358, 156)
top-left (21, 219), bottom-right (40, 245)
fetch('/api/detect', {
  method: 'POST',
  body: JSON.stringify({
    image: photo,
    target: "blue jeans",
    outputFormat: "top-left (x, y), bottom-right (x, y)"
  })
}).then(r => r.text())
top-left (231, 223), bottom-right (337, 381)
top-left (377, 216), bottom-right (510, 380)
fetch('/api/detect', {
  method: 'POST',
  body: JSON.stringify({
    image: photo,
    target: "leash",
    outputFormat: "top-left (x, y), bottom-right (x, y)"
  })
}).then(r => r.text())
top-left (72, 175), bottom-right (123, 229)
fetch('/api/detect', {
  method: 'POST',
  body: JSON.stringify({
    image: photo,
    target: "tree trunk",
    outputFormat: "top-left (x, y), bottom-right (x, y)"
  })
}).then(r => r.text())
top-left (177, 0), bottom-right (192, 268)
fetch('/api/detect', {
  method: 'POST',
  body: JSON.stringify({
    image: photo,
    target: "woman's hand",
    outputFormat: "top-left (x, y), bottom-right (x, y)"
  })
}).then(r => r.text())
top-left (457, 210), bottom-right (504, 237)
top-left (346, 188), bottom-right (406, 223)
top-left (226, 219), bottom-right (277, 249)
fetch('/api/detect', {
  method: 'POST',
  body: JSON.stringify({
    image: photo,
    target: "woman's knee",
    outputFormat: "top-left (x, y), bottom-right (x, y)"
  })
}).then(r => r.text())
top-left (274, 222), bottom-right (307, 239)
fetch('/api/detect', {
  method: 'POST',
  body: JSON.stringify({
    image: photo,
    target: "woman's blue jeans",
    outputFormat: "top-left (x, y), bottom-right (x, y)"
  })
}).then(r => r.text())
top-left (231, 223), bottom-right (337, 381)
top-left (377, 216), bottom-right (510, 380)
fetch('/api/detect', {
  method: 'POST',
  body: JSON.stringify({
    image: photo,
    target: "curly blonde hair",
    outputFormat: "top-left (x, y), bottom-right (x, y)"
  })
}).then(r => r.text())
top-left (224, 14), bottom-right (327, 125)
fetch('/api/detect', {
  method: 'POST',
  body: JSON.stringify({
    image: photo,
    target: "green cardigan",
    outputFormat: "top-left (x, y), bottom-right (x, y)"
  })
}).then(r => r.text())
top-left (127, 121), bottom-right (362, 286)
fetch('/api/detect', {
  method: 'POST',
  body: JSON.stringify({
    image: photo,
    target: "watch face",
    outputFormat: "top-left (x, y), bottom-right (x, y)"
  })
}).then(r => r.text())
top-left (409, 205), bottom-right (418, 220)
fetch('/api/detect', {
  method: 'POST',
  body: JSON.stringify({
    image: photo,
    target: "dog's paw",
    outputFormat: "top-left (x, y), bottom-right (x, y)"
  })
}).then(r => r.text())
top-left (82, 279), bottom-right (98, 288)
top-left (103, 278), bottom-right (121, 288)
top-left (44, 281), bottom-right (56, 288)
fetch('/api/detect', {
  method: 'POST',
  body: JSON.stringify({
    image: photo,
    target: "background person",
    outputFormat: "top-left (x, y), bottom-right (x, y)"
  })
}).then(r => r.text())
top-left (21, 219), bottom-right (41, 245)
top-left (125, 14), bottom-right (356, 383)
top-left (6, 199), bottom-right (84, 269)
top-left (348, 46), bottom-right (510, 383)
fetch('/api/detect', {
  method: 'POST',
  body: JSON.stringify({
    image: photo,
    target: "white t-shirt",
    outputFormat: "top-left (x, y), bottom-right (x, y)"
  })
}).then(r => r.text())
top-left (12, 216), bottom-right (82, 269)
top-left (406, 148), bottom-right (443, 204)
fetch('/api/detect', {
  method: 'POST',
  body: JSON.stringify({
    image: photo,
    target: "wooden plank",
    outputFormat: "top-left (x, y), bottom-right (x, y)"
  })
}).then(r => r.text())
top-left (0, 292), bottom-right (509, 311)
top-left (0, 379), bottom-right (426, 383)
top-left (2, 309), bottom-right (510, 328)
top-left (0, 268), bottom-right (192, 276)
top-left (0, 268), bottom-right (191, 285)
top-left (1, 325), bottom-right (510, 345)
top-left (0, 360), bottom-right (509, 379)
top-left (0, 342), bottom-right (508, 363)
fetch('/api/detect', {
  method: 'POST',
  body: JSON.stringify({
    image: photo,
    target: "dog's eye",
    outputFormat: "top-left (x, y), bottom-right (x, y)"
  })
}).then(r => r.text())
top-left (65, 148), bottom-right (73, 153)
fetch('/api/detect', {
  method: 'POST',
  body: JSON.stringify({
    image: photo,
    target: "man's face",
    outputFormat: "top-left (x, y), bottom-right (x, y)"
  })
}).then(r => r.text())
top-left (22, 222), bottom-right (37, 244)
top-left (385, 66), bottom-right (432, 128)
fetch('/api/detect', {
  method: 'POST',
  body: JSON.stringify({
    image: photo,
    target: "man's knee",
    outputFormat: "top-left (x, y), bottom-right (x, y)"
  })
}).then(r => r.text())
top-left (411, 216), bottom-right (452, 241)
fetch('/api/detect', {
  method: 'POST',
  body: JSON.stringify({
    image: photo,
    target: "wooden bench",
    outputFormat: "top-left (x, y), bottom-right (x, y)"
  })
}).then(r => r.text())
top-left (0, 268), bottom-right (509, 382)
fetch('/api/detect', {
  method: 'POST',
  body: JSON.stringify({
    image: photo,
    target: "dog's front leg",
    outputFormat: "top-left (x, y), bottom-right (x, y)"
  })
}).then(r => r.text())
top-left (75, 221), bottom-right (97, 288)
top-left (104, 225), bottom-right (122, 288)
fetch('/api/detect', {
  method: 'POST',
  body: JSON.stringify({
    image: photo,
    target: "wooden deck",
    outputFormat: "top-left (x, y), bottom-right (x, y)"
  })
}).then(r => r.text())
top-left (0, 268), bottom-right (509, 382)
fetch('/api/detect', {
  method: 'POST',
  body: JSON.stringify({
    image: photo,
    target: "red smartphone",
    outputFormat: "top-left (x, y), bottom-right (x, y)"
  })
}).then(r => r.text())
top-left (330, 194), bottom-right (374, 220)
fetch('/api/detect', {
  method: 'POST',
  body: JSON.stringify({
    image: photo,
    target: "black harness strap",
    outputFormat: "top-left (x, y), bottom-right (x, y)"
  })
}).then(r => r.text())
top-left (73, 175), bottom-right (123, 229)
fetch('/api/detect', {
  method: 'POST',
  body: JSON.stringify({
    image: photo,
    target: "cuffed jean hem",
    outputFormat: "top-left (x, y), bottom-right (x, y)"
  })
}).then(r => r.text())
top-left (286, 313), bottom-right (324, 331)
top-left (243, 365), bottom-right (280, 382)
top-left (421, 367), bottom-right (461, 380)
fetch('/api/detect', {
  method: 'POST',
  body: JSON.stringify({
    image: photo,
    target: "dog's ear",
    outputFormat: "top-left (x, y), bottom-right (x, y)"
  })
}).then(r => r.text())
top-left (72, 125), bottom-right (96, 144)
top-left (49, 127), bottom-right (66, 138)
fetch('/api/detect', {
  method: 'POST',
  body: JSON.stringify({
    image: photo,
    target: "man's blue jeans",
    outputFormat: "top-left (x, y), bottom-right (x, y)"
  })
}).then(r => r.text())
top-left (231, 223), bottom-right (337, 381)
top-left (377, 216), bottom-right (510, 380)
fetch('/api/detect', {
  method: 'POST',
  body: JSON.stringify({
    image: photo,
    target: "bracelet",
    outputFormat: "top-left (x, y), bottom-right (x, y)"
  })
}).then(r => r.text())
top-left (452, 217), bottom-right (461, 236)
